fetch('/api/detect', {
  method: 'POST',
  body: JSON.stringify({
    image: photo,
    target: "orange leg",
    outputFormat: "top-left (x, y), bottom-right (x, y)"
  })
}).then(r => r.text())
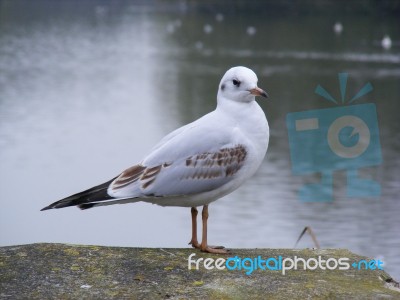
top-left (189, 207), bottom-right (201, 248)
top-left (189, 205), bottom-right (228, 254)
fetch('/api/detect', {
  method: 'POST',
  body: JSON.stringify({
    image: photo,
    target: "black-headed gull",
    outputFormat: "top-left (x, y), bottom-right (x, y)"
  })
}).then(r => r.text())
top-left (42, 66), bottom-right (269, 254)
top-left (381, 35), bottom-right (392, 50)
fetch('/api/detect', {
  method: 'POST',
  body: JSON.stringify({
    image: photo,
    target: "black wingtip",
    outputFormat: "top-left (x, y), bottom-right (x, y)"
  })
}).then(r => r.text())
top-left (40, 205), bottom-right (53, 211)
top-left (40, 176), bottom-right (118, 212)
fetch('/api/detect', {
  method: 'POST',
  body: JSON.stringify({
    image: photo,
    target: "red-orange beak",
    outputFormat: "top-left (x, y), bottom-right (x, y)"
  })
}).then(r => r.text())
top-left (249, 87), bottom-right (269, 98)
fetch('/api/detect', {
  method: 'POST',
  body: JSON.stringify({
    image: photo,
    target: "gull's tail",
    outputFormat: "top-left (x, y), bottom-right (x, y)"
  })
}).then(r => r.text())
top-left (41, 177), bottom-right (118, 211)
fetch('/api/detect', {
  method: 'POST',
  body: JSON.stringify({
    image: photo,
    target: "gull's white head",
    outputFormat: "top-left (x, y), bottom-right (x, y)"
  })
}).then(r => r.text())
top-left (217, 66), bottom-right (268, 103)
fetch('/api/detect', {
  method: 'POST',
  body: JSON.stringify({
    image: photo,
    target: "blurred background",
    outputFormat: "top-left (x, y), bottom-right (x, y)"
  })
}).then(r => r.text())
top-left (0, 0), bottom-right (399, 278)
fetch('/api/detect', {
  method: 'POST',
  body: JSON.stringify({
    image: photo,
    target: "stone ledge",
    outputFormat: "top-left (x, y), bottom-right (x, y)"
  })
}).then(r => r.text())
top-left (0, 243), bottom-right (399, 299)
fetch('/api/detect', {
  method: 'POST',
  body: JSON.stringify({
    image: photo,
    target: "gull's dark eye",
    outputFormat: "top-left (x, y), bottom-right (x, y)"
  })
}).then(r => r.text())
top-left (232, 79), bottom-right (241, 87)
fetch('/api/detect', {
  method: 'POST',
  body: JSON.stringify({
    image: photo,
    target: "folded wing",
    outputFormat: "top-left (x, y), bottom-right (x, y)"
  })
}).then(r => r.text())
top-left (108, 144), bottom-right (247, 198)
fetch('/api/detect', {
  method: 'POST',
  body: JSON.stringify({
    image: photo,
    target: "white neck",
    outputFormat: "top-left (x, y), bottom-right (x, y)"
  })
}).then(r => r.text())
top-left (216, 96), bottom-right (257, 118)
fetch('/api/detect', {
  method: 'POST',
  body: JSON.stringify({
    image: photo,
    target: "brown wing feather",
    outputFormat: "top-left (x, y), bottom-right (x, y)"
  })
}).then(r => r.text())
top-left (185, 144), bottom-right (247, 178)
top-left (111, 165), bottom-right (146, 190)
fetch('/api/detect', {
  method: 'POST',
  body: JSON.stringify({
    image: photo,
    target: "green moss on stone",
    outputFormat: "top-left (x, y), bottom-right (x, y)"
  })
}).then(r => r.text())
top-left (0, 243), bottom-right (398, 299)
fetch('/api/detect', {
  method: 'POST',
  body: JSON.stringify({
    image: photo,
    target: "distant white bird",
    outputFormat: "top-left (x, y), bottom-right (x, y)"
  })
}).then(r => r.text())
top-left (41, 66), bottom-right (270, 254)
top-left (246, 26), bottom-right (257, 36)
top-left (333, 22), bottom-right (343, 35)
top-left (381, 35), bottom-right (392, 50)
top-left (203, 24), bottom-right (213, 34)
